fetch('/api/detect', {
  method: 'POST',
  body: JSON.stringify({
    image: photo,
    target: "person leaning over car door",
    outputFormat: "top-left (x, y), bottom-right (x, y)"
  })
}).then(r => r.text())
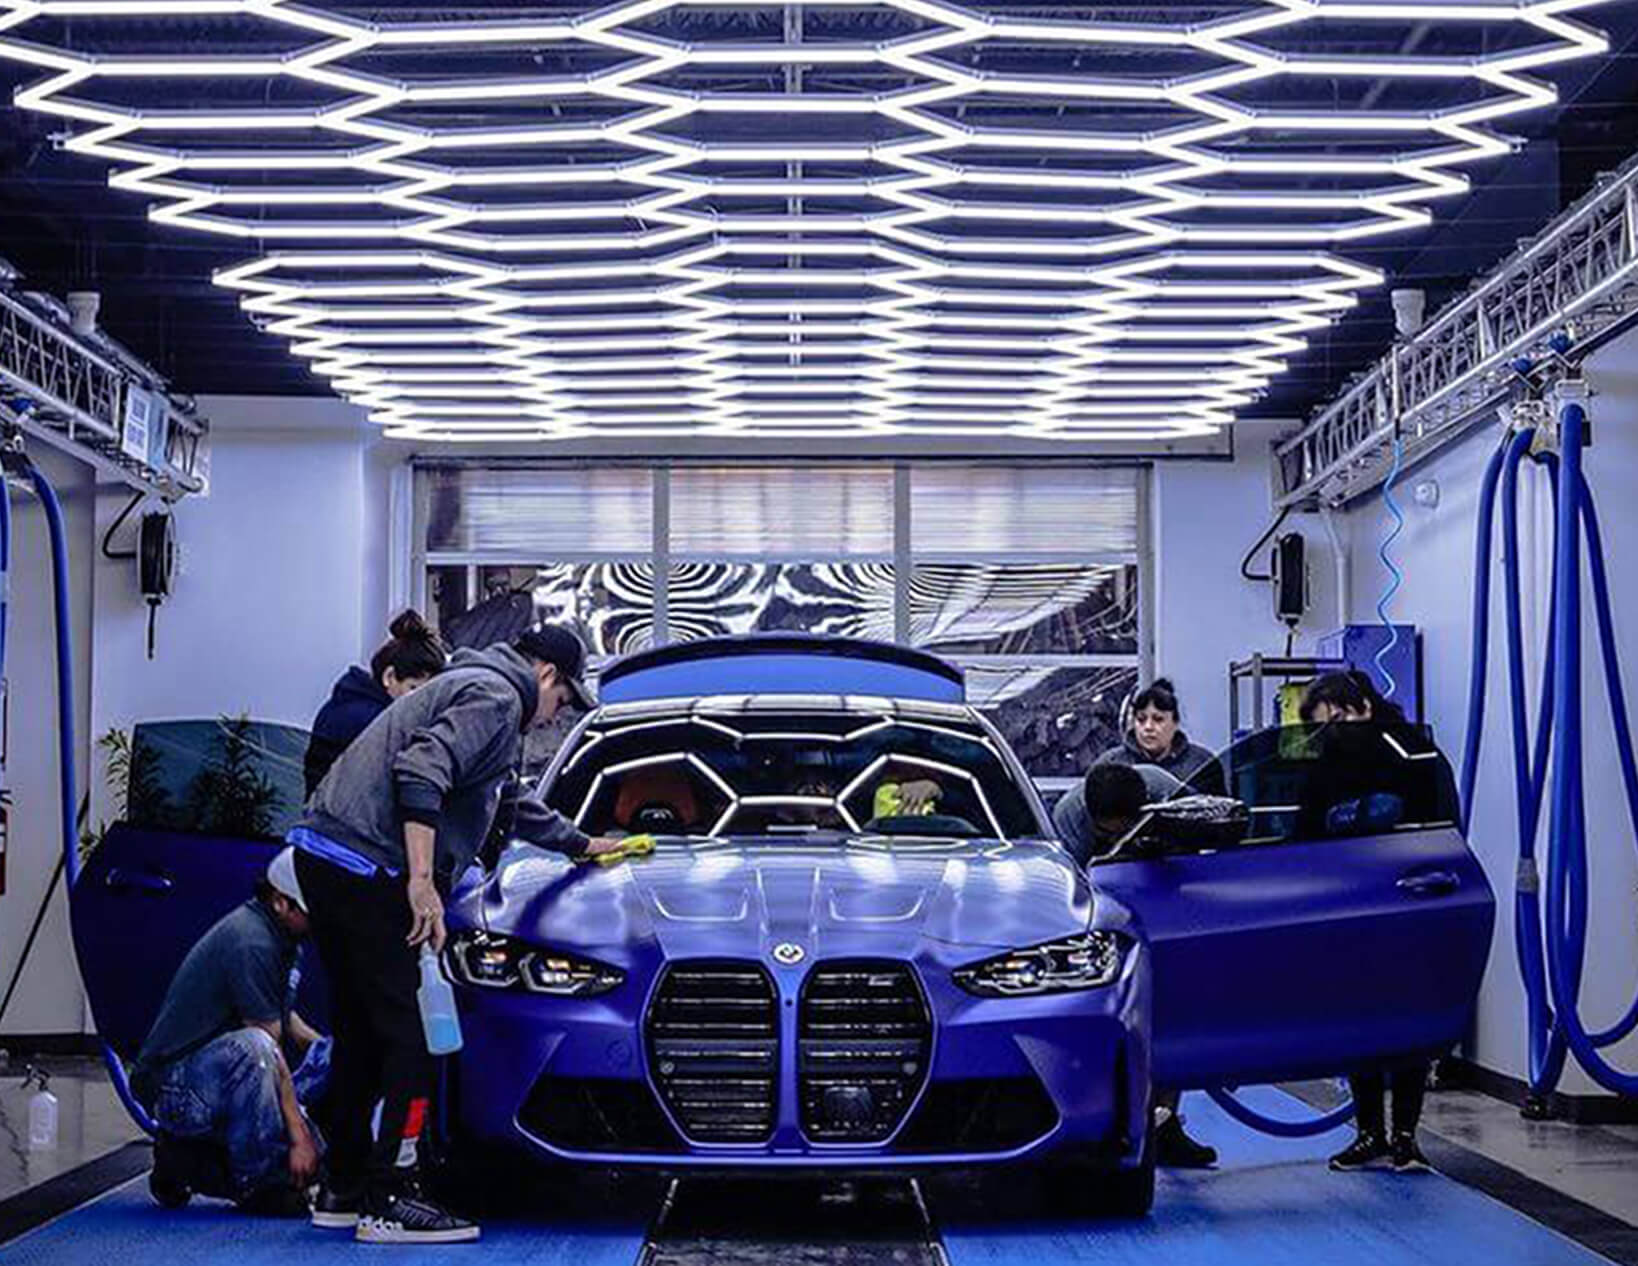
top-left (1058, 754), bottom-right (1219, 1171)
top-left (304, 609), bottom-right (447, 797)
top-left (288, 624), bottom-right (621, 1245)
top-left (1299, 670), bottom-right (1435, 1176)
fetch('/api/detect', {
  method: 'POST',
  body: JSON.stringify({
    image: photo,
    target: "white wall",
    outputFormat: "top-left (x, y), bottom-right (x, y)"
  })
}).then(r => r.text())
top-left (1150, 420), bottom-right (1335, 753)
top-left (1, 396), bottom-right (396, 1038)
top-left (1333, 336), bottom-right (1638, 1098)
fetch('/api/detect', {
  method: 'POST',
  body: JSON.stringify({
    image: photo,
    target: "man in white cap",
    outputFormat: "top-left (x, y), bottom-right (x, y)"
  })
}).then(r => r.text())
top-left (133, 847), bottom-right (326, 1215)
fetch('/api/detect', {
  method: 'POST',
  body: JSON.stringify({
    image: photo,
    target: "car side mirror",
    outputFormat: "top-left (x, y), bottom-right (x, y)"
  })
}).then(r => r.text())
top-left (1137, 796), bottom-right (1251, 855)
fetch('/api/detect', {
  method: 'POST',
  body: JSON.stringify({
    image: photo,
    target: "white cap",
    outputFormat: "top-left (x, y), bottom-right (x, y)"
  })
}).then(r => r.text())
top-left (265, 847), bottom-right (307, 913)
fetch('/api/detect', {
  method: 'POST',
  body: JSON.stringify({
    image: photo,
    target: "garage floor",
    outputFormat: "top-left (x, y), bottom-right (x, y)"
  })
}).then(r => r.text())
top-left (2, 1076), bottom-right (1635, 1266)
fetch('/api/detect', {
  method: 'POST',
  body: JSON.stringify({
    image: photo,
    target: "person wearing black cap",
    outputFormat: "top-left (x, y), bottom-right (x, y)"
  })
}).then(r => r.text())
top-left (288, 624), bottom-right (616, 1244)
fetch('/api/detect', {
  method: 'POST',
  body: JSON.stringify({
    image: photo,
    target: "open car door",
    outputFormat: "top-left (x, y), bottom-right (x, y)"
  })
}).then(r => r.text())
top-left (72, 719), bottom-right (322, 1057)
top-left (1088, 723), bottom-right (1495, 1090)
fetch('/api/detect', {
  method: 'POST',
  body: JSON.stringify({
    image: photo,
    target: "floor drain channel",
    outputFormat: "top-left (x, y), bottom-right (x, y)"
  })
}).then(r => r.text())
top-left (638, 1176), bottom-right (943, 1266)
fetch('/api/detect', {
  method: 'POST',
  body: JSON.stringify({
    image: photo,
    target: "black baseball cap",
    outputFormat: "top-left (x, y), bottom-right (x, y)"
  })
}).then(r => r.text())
top-left (513, 624), bottom-right (594, 710)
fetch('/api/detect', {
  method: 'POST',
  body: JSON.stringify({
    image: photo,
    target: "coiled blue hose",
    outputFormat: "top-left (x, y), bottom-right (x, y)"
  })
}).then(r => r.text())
top-left (1466, 400), bottom-right (1638, 1100)
top-left (1374, 437), bottom-right (1408, 700)
top-left (24, 459), bottom-right (157, 1135)
top-left (1542, 399), bottom-right (1638, 1094)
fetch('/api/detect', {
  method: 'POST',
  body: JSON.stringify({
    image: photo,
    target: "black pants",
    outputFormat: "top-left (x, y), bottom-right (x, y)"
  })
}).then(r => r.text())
top-left (1350, 1062), bottom-right (1427, 1138)
top-left (295, 853), bottom-right (434, 1198)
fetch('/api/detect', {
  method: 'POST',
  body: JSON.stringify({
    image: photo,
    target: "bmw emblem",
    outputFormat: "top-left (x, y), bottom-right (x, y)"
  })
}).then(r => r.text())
top-left (772, 942), bottom-right (806, 966)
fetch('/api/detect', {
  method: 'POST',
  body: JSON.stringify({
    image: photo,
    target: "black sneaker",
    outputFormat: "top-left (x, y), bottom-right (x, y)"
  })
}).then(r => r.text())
top-left (1329, 1132), bottom-right (1390, 1172)
top-left (1154, 1115), bottom-right (1218, 1169)
top-left (312, 1181), bottom-right (363, 1230)
top-left (1391, 1133), bottom-right (1432, 1174)
top-left (356, 1187), bottom-right (480, 1244)
top-left (148, 1135), bottom-right (192, 1210)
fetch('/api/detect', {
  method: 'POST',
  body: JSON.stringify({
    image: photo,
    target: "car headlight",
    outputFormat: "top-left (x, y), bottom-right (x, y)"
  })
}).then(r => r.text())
top-left (446, 931), bottom-right (624, 998)
top-left (953, 932), bottom-right (1127, 997)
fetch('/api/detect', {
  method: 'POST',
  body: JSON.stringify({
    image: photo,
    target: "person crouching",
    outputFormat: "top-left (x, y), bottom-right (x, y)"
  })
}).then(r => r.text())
top-left (134, 848), bottom-right (325, 1215)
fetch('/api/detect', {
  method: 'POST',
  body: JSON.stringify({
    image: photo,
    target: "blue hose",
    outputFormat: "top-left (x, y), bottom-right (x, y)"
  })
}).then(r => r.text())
top-left (1374, 437), bottom-right (1408, 700)
top-left (1457, 434), bottom-right (1511, 833)
top-left (1537, 399), bottom-right (1638, 1096)
top-left (1206, 1085), bottom-right (1354, 1138)
top-left (24, 460), bottom-right (157, 1135)
top-left (1499, 433), bottom-right (1567, 1095)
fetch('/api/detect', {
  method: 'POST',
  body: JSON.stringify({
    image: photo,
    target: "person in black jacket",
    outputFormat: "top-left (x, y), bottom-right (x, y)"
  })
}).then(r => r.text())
top-left (1094, 678), bottom-right (1224, 796)
top-left (304, 611), bottom-right (447, 797)
top-left (1299, 671), bottom-right (1434, 1176)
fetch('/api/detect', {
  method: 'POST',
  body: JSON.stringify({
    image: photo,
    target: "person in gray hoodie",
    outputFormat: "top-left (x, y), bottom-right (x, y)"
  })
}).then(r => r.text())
top-left (289, 623), bottom-right (615, 1245)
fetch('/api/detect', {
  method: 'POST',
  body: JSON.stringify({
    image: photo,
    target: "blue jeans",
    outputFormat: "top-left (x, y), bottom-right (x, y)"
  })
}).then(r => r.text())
top-left (153, 1029), bottom-right (330, 1199)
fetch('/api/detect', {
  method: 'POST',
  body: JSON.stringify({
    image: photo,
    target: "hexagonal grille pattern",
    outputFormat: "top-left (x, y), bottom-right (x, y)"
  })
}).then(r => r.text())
top-left (0, 0), bottom-right (1614, 440)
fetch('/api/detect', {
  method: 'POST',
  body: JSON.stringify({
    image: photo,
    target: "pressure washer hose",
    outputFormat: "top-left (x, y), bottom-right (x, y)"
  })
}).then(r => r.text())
top-left (1463, 399), bottom-right (1638, 1101)
top-left (20, 456), bottom-right (157, 1134)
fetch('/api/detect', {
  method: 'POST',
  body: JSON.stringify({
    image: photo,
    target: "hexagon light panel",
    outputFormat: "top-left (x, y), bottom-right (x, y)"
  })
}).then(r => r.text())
top-left (0, 0), bottom-right (1616, 441)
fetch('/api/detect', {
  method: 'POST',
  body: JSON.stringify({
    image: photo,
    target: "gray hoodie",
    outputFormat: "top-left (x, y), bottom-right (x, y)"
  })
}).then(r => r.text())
top-left (300, 644), bottom-right (588, 884)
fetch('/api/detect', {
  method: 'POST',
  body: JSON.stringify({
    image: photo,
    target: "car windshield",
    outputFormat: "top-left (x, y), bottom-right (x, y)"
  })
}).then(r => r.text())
top-left (1173, 721), bottom-right (1460, 845)
top-left (543, 697), bottom-right (1046, 841)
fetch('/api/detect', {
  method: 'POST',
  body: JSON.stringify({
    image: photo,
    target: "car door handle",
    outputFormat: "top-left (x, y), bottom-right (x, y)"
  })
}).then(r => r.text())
top-left (1397, 870), bottom-right (1460, 898)
top-left (104, 867), bottom-right (174, 894)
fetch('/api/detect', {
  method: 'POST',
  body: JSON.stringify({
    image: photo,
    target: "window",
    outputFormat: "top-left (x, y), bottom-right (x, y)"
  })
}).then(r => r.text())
top-left (415, 462), bottom-right (1148, 780)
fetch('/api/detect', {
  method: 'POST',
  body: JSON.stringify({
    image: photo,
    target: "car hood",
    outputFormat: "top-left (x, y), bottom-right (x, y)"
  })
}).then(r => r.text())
top-left (464, 836), bottom-right (1093, 962)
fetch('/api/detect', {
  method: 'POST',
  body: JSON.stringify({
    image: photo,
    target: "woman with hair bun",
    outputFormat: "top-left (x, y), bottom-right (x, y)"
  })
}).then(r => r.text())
top-left (1094, 677), bottom-right (1222, 795)
top-left (304, 611), bottom-right (447, 796)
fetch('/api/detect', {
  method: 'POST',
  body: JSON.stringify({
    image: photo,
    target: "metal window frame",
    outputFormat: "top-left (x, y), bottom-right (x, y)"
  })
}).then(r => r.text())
top-left (412, 462), bottom-right (1151, 693)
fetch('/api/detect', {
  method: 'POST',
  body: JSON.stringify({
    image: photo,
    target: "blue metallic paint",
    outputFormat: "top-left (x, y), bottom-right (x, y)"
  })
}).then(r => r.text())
top-left (447, 837), bottom-right (1150, 1170)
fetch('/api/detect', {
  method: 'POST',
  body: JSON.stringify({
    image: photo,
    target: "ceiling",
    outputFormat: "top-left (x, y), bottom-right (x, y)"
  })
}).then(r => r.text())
top-left (3, 1), bottom-right (1638, 443)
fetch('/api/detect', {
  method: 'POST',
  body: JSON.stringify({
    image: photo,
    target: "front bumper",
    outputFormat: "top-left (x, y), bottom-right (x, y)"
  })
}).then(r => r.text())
top-left (450, 947), bottom-right (1150, 1172)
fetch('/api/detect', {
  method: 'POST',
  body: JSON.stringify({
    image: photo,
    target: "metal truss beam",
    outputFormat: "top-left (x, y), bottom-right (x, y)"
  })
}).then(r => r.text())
top-left (0, 285), bottom-right (209, 498)
top-left (1274, 148), bottom-right (1638, 509)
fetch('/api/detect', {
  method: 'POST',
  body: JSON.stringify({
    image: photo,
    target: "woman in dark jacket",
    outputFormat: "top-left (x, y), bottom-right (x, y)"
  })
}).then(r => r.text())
top-left (304, 611), bottom-right (447, 796)
top-left (1299, 670), bottom-right (1433, 1176)
top-left (1094, 678), bottom-right (1223, 795)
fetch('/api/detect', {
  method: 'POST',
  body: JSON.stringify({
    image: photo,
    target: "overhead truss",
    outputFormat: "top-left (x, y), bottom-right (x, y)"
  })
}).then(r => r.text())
top-left (0, 0), bottom-right (1618, 442)
top-left (0, 275), bottom-right (209, 497)
top-left (1276, 141), bottom-right (1638, 507)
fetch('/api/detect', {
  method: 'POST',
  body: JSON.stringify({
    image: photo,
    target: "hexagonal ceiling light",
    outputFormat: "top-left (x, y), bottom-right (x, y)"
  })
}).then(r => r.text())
top-left (0, 0), bottom-right (1615, 442)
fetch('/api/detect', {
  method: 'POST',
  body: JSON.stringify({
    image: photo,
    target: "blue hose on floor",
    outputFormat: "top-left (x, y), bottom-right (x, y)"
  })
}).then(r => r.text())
top-left (1206, 1085), bottom-right (1354, 1138)
top-left (23, 457), bottom-right (158, 1135)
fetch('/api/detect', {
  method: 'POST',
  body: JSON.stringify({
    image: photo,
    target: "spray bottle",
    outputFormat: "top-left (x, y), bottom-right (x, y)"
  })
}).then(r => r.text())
top-left (25, 1067), bottom-right (57, 1151)
top-left (417, 946), bottom-right (463, 1056)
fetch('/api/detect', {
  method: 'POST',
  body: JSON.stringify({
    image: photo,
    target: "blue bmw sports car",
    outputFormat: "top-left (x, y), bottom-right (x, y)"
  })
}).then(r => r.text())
top-left (74, 635), bottom-right (1494, 1216)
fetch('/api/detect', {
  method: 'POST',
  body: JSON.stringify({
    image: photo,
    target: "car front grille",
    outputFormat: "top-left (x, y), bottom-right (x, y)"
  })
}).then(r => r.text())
top-left (646, 961), bottom-right (778, 1143)
top-left (798, 961), bottom-right (932, 1142)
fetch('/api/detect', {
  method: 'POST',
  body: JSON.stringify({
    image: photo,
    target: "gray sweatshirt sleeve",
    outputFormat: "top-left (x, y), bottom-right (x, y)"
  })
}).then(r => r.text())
top-left (508, 790), bottom-right (591, 857)
top-left (392, 682), bottom-right (521, 825)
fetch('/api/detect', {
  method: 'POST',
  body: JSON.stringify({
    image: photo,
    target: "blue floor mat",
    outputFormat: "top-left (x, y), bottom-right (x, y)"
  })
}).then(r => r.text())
top-left (930, 1087), bottom-right (1614, 1266)
top-left (0, 1179), bottom-right (649, 1266)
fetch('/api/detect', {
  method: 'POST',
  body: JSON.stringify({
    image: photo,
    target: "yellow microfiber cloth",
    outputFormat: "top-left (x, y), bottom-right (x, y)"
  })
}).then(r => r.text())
top-left (873, 782), bottom-right (936, 819)
top-left (578, 833), bottom-right (658, 867)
